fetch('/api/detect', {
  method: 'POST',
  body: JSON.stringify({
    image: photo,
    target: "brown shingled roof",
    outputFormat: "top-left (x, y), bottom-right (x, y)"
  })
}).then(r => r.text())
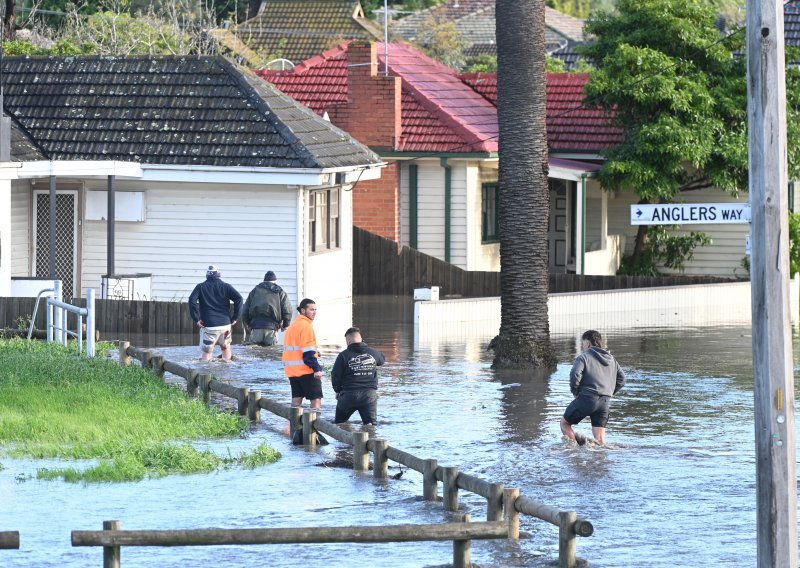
top-left (235, 0), bottom-right (381, 66)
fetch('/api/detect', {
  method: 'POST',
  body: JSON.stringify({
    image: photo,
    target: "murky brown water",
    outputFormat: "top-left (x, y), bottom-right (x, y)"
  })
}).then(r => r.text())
top-left (1, 296), bottom-right (798, 567)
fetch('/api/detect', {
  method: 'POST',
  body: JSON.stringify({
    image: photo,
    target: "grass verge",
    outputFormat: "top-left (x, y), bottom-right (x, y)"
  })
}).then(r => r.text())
top-left (0, 339), bottom-right (280, 482)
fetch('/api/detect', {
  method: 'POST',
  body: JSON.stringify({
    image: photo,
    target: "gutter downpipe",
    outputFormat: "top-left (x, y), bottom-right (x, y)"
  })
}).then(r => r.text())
top-left (409, 164), bottom-right (418, 249)
top-left (441, 157), bottom-right (451, 263)
top-left (580, 173), bottom-right (587, 275)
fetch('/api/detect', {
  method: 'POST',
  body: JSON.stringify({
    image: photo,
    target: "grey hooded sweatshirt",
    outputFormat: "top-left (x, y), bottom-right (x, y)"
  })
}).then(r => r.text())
top-left (569, 346), bottom-right (625, 397)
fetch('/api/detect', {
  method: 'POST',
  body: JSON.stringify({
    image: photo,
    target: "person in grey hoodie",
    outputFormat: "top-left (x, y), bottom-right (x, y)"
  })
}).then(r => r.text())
top-left (242, 270), bottom-right (293, 346)
top-left (560, 330), bottom-right (625, 445)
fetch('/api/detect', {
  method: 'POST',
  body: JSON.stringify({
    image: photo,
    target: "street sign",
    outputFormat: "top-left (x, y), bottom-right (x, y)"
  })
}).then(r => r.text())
top-left (630, 203), bottom-right (751, 225)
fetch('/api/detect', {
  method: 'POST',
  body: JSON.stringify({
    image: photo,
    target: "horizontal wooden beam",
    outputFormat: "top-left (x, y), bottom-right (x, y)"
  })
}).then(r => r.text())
top-left (72, 522), bottom-right (508, 547)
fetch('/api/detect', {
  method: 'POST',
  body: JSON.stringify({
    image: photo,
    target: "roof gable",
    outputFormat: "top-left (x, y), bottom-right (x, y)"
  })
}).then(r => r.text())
top-left (1, 55), bottom-right (380, 169)
top-left (235, 0), bottom-right (380, 65)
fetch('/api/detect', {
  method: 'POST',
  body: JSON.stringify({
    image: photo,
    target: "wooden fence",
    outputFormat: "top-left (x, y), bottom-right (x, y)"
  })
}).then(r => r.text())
top-left (0, 297), bottom-right (198, 336)
top-left (353, 226), bottom-right (738, 297)
top-left (113, 342), bottom-right (593, 568)
top-left (73, 516), bottom-right (504, 568)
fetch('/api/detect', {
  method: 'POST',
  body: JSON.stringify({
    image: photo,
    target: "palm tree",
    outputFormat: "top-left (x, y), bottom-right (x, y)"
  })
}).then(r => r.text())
top-left (490, 0), bottom-right (556, 370)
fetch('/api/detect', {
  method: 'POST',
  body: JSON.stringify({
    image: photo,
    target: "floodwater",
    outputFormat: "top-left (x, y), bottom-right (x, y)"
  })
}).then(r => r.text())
top-left (1, 296), bottom-right (798, 567)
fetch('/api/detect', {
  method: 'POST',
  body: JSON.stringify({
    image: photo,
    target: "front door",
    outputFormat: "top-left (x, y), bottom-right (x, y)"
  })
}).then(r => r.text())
top-left (548, 179), bottom-right (568, 273)
top-left (33, 189), bottom-right (79, 300)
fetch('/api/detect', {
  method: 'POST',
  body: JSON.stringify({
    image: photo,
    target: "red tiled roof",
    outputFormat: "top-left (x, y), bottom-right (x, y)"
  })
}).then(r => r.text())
top-left (258, 42), bottom-right (620, 154)
top-left (258, 42), bottom-right (498, 153)
top-left (460, 71), bottom-right (623, 152)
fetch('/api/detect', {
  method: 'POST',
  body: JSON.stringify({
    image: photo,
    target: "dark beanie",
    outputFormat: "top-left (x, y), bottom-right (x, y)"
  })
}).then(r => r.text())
top-left (264, 271), bottom-right (277, 282)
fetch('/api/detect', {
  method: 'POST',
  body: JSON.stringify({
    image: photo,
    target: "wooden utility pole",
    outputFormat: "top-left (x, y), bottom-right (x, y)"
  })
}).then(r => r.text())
top-left (746, 1), bottom-right (798, 566)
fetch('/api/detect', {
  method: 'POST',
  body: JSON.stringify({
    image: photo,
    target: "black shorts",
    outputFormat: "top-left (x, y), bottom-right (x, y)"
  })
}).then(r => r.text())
top-left (289, 374), bottom-right (323, 401)
top-left (563, 392), bottom-right (611, 428)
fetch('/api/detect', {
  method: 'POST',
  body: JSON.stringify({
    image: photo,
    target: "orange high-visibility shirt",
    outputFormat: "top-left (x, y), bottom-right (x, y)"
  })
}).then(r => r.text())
top-left (282, 314), bottom-right (319, 377)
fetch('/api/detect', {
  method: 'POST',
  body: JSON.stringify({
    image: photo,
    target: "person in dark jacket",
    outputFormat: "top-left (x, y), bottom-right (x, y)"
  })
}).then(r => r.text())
top-left (560, 330), bottom-right (625, 445)
top-left (242, 270), bottom-right (292, 346)
top-left (188, 265), bottom-right (243, 361)
top-left (332, 327), bottom-right (386, 425)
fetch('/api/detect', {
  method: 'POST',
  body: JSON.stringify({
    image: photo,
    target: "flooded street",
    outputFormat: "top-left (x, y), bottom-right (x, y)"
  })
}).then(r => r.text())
top-left (1, 296), bottom-right (798, 567)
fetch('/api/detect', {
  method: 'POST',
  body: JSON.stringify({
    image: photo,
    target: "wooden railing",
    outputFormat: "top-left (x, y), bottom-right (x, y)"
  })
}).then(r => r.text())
top-left (118, 342), bottom-right (594, 568)
top-left (0, 531), bottom-right (19, 550)
top-left (72, 517), bottom-right (505, 568)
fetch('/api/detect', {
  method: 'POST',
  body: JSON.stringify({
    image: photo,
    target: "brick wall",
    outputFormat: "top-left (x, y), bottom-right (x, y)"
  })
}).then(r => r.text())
top-left (352, 161), bottom-right (400, 241)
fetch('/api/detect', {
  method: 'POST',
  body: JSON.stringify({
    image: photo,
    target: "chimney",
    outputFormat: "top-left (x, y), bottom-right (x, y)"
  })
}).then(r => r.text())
top-left (341, 41), bottom-right (401, 151)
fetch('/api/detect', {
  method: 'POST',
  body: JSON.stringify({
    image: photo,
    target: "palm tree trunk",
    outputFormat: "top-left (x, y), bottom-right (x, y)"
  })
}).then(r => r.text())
top-left (490, 0), bottom-right (556, 370)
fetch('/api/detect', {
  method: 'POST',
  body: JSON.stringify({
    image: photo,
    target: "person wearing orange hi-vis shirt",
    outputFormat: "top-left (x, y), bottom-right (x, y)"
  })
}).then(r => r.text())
top-left (282, 298), bottom-right (323, 409)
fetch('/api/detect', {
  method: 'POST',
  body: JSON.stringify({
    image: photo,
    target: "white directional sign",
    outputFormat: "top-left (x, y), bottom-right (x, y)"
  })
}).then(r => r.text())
top-left (630, 203), bottom-right (751, 225)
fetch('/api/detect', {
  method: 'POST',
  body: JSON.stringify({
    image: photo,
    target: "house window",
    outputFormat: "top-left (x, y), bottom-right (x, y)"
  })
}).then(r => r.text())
top-left (309, 188), bottom-right (340, 253)
top-left (481, 183), bottom-right (499, 242)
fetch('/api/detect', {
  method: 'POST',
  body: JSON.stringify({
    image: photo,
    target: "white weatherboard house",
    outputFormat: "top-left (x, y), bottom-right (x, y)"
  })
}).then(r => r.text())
top-left (0, 56), bottom-right (383, 343)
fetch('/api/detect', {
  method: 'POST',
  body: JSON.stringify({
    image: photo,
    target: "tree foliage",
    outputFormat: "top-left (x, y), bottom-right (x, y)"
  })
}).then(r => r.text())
top-left (580, 0), bottom-right (800, 273)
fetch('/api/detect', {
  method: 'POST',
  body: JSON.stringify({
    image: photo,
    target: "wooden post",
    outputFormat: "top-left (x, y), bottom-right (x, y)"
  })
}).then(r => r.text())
top-left (187, 370), bottom-right (199, 397)
top-left (746, 1), bottom-right (798, 565)
top-left (373, 438), bottom-right (388, 479)
top-left (353, 431), bottom-right (369, 472)
top-left (118, 341), bottom-right (130, 367)
top-left (289, 406), bottom-right (303, 438)
top-left (452, 512), bottom-right (471, 568)
top-left (558, 511), bottom-right (577, 568)
top-left (442, 466), bottom-right (459, 511)
top-left (238, 387), bottom-right (250, 416)
top-left (102, 520), bottom-right (121, 568)
top-left (141, 350), bottom-right (153, 370)
top-left (198, 373), bottom-right (211, 405)
top-left (150, 355), bottom-right (165, 379)
top-left (487, 482), bottom-right (504, 521)
top-left (423, 459), bottom-right (439, 501)
top-left (247, 390), bottom-right (261, 422)
top-left (302, 409), bottom-right (317, 446)
top-left (504, 488), bottom-right (520, 540)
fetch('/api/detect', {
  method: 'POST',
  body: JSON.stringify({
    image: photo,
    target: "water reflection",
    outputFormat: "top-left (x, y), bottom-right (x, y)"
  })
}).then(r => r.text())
top-left (3, 296), bottom-right (799, 567)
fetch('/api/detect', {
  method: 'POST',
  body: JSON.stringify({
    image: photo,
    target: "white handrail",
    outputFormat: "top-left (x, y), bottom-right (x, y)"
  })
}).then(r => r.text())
top-left (43, 284), bottom-right (96, 357)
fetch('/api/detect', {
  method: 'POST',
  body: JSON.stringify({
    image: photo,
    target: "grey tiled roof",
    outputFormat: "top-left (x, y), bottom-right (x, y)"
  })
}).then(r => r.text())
top-left (0, 55), bottom-right (380, 169)
top-left (393, 0), bottom-right (585, 48)
top-left (10, 121), bottom-right (46, 161)
top-left (786, 1), bottom-right (800, 46)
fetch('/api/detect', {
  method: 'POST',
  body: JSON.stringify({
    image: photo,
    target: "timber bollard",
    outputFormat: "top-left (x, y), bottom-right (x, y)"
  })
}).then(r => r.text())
top-left (487, 482), bottom-right (505, 521)
top-left (248, 390), bottom-right (261, 422)
top-left (187, 370), bottom-right (199, 397)
top-left (102, 520), bottom-right (121, 568)
top-left (289, 406), bottom-right (303, 439)
top-left (141, 350), bottom-right (153, 370)
top-left (302, 409), bottom-right (318, 446)
top-left (442, 467), bottom-right (460, 511)
top-left (150, 355), bottom-right (165, 379)
top-left (504, 488), bottom-right (520, 540)
top-left (423, 459), bottom-right (439, 501)
top-left (238, 387), bottom-right (250, 416)
top-left (198, 374), bottom-right (211, 404)
top-left (452, 512), bottom-right (471, 568)
top-left (353, 431), bottom-right (369, 472)
top-left (558, 511), bottom-right (578, 568)
top-left (118, 341), bottom-right (131, 367)
top-left (372, 439), bottom-right (388, 479)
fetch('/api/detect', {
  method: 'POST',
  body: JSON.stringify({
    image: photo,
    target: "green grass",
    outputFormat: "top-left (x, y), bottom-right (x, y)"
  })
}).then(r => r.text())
top-left (0, 339), bottom-right (280, 482)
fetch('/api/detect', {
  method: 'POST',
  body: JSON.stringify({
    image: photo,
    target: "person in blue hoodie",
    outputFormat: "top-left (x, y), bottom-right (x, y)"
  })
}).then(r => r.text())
top-left (560, 330), bottom-right (625, 445)
top-left (188, 265), bottom-right (243, 361)
top-left (332, 327), bottom-right (386, 425)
